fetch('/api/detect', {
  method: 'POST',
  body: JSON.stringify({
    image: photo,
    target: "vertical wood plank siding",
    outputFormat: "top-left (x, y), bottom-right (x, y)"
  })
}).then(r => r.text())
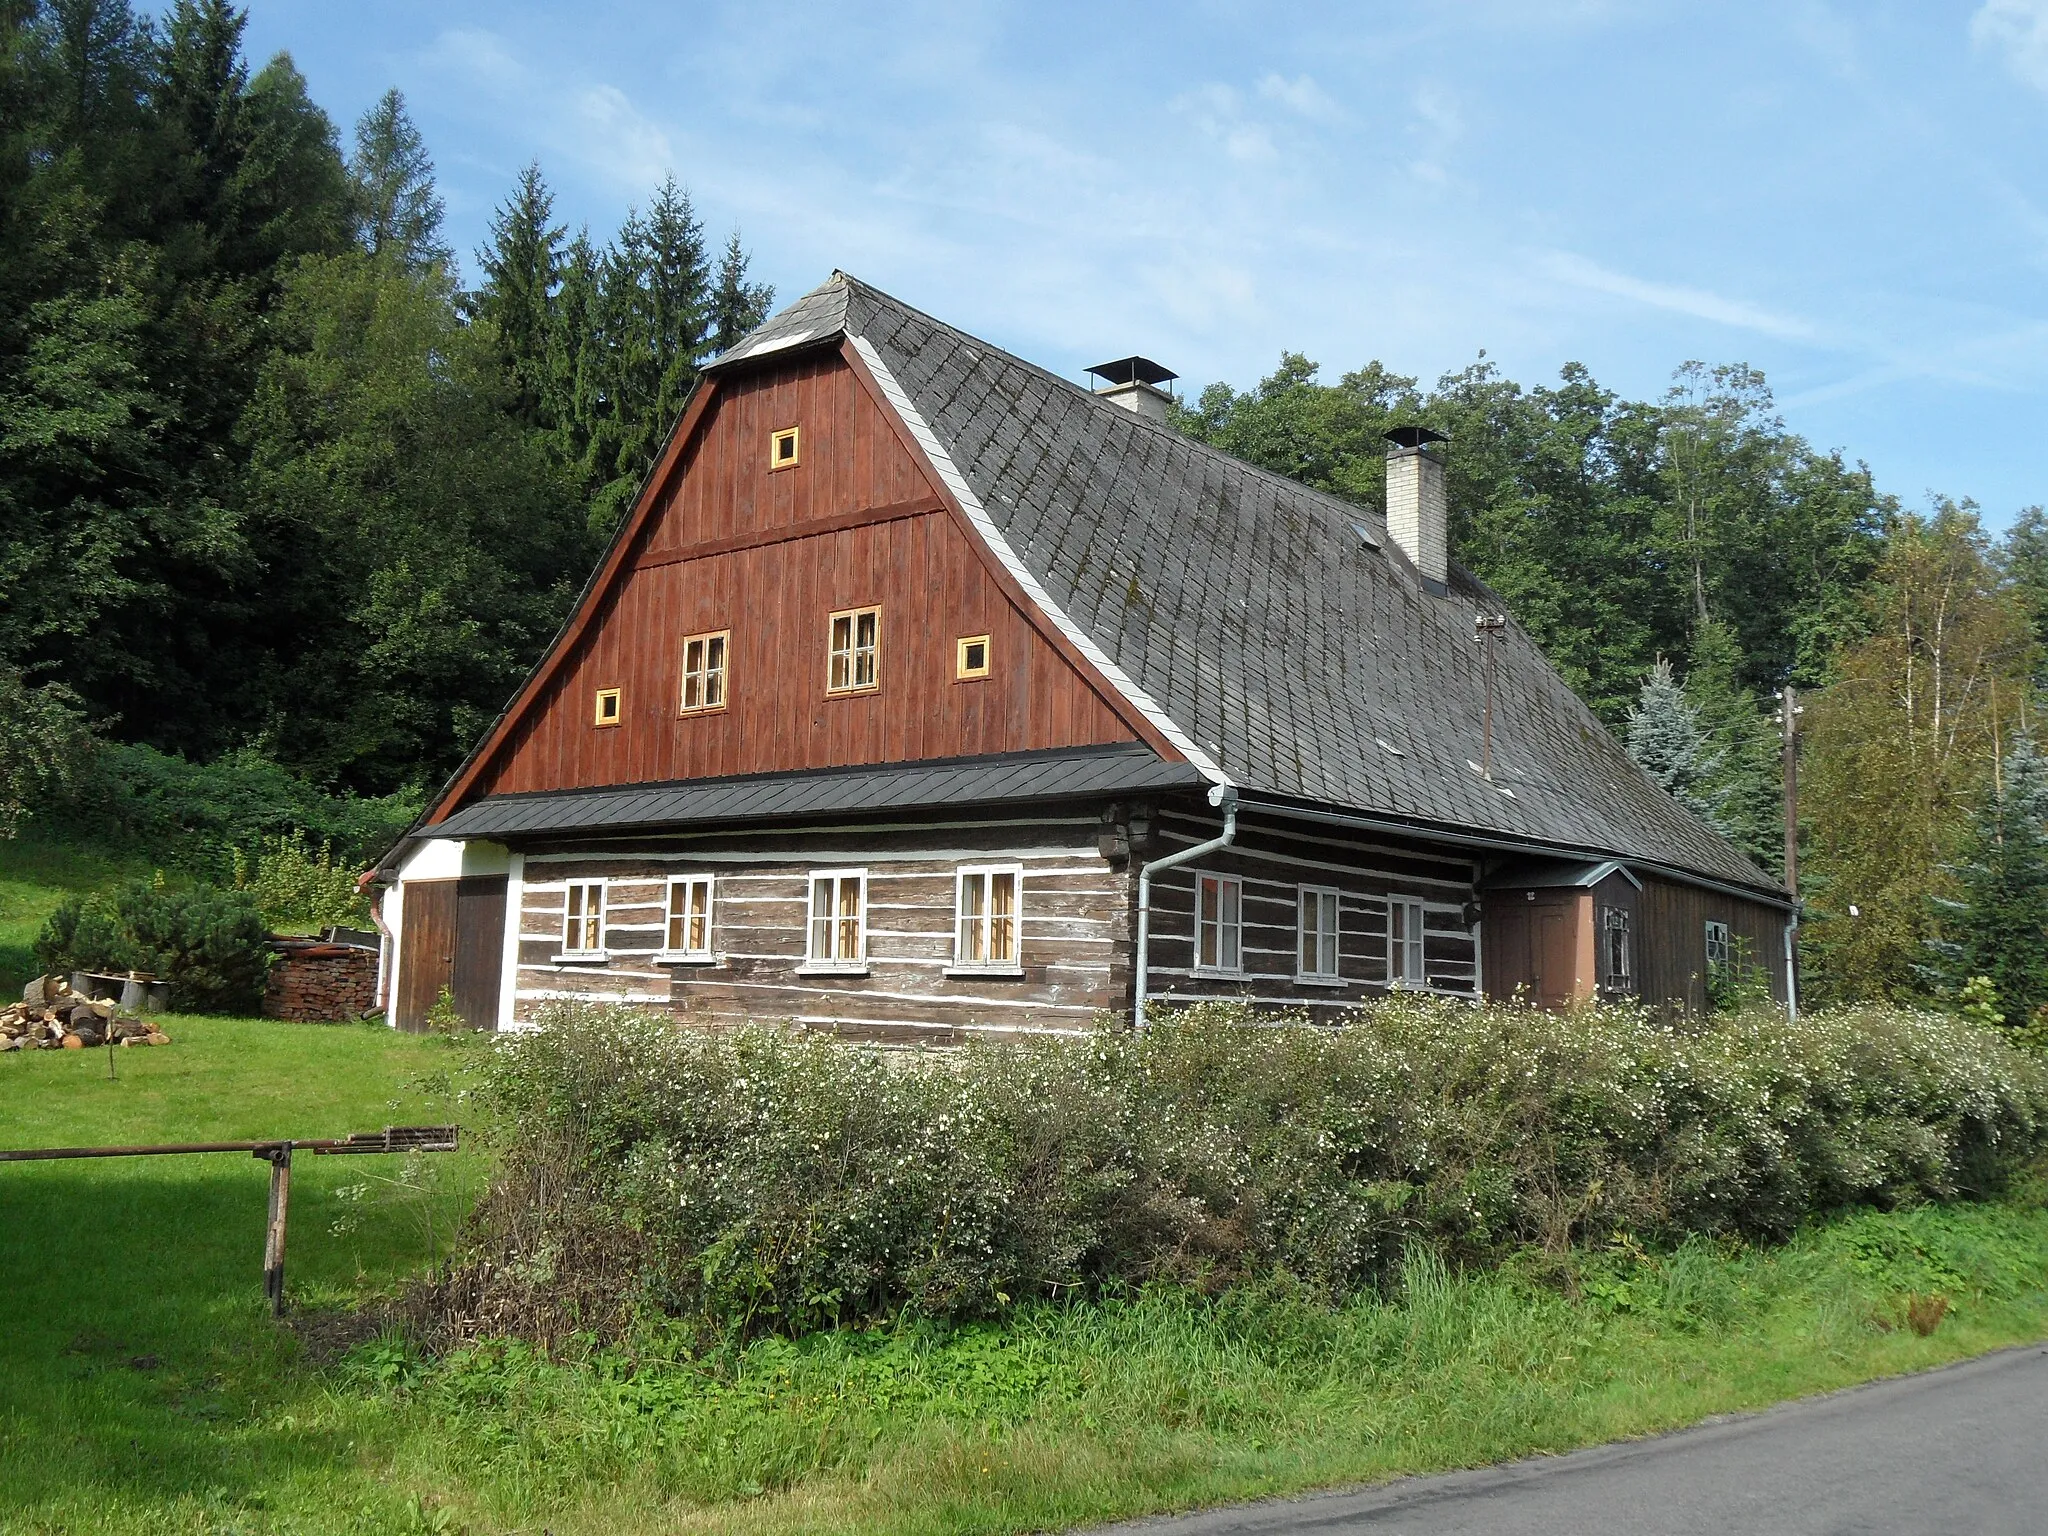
top-left (468, 354), bottom-right (1138, 799)
top-left (395, 879), bottom-right (457, 1031)
top-left (1635, 874), bottom-right (1790, 1012)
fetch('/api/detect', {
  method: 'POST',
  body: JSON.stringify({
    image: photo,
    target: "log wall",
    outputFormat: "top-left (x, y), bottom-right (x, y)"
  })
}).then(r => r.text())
top-left (1141, 809), bottom-right (1482, 1011)
top-left (507, 815), bottom-right (1132, 1047)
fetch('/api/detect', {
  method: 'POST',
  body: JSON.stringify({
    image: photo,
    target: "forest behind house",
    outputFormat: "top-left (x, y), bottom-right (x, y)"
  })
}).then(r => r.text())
top-left (5, 0), bottom-right (2046, 1021)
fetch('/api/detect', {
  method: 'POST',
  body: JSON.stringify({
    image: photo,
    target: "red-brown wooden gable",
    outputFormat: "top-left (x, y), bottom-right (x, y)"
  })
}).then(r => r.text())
top-left (460, 352), bottom-right (1141, 802)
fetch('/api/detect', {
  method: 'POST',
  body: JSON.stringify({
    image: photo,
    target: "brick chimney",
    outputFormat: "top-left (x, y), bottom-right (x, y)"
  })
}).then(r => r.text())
top-left (1384, 426), bottom-right (1449, 591)
top-left (1088, 356), bottom-right (1177, 423)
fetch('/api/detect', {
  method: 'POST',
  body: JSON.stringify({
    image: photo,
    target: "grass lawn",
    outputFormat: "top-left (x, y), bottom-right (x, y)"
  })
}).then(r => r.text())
top-left (5, 1015), bottom-right (2048, 1535)
top-left (0, 1014), bottom-right (486, 1534)
top-left (0, 830), bottom-right (154, 998)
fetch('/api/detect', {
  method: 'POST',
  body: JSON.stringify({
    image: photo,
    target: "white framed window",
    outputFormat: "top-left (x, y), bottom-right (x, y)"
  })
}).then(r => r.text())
top-left (561, 880), bottom-right (606, 958)
top-left (804, 869), bottom-right (867, 971)
top-left (1298, 884), bottom-right (1342, 982)
top-left (1705, 919), bottom-right (1731, 972)
top-left (953, 865), bottom-right (1021, 972)
top-left (1602, 905), bottom-right (1634, 994)
top-left (827, 606), bottom-right (880, 694)
top-left (680, 630), bottom-right (728, 714)
top-left (1194, 872), bottom-right (1244, 975)
top-left (1388, 897), bottom-right (1426, 987)
top-left (660, 875), bottom-right (714, 962)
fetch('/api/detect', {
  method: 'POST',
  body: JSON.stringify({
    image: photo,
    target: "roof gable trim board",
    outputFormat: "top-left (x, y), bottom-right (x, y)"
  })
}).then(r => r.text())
top-left (847, 332), bottom-right (1230, 786)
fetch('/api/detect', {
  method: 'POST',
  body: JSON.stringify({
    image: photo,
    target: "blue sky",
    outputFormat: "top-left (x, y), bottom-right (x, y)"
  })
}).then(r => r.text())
top-left (239, 1), bottom-right (2048, 524)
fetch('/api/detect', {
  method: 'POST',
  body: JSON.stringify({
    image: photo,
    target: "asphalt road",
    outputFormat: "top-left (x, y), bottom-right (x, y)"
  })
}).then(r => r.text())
top-left (1089, 1345), bottom-right (2048, 1535)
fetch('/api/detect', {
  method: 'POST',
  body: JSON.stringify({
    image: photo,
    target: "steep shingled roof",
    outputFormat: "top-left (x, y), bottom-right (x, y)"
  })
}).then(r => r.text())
top-left (710, 273), bottom-right (1778, 895)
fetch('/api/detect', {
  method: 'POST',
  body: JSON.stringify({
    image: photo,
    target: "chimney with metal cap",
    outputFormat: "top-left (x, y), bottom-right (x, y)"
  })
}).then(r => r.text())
top-left (1088, 356), bottom-right (1178, 422)
top-left (1384, 425), bottom-right (1449, 591)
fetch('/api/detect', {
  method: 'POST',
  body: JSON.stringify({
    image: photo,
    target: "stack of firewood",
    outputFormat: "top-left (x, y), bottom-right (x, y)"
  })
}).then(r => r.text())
top-left (0, 976), bottom-right (171, 1052)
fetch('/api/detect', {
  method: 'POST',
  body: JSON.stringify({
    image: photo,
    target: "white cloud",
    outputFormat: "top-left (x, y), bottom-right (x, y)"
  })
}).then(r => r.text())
top-left (1173, 83), bottom-right (1278, 163)
top-left (1256, 73), bottom-right (1342, 123)
top-left (1973, 0), bottom-right (2048, 91)
top-left (424, 28), bottom-right (528, 89)
top-left (1540, 251), bottom-right (1816, 339)
top-left (572, 85), bottom-right (680, 194)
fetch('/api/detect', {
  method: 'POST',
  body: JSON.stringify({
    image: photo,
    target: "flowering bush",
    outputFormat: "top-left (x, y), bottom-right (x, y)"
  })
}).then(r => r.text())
top-left (440, 998), bottom-right (2048, 1343)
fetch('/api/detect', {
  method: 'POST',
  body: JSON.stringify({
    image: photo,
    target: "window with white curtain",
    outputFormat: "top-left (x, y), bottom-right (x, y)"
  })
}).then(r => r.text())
top-left (662, 875), bottom-right (714, 961)
top-left (561, 880), bottom-right (606, 957)
top-left (805, 870), bottom-right (867, 970)
top-left (1298, 885), bottom-right (1341, 981)
top-left (954, 865), bottom-right (1021, 970)
top-left (1388, 897), bottom-right (1426, 987)
top-left (1195, 872), bottom-right (1244, 975)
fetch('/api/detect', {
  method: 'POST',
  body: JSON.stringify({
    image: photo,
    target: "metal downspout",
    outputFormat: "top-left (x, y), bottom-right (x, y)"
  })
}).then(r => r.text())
top-left (1784, 912), bottom-right (1800, 1021)
top-left (1134, 784), bottom-right (1239, 1031)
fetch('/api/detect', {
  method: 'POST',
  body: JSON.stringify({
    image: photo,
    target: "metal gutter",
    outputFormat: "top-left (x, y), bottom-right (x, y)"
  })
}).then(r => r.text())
top-left (1235, 795), bottom-right (1793, 912)
top-left (1134, 784), bottom-right (1238, 1030)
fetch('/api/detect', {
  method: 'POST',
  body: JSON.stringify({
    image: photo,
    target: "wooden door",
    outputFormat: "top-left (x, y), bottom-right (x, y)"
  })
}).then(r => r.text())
top-left (396, 880), bottom-right (458, 1031)
top-left (1531, 897), bottom-right (1582, 1009)
top-left (452, 875), bottom-right (508, 1030)
top-left (1483, 901), bottom-right (1533, 1004)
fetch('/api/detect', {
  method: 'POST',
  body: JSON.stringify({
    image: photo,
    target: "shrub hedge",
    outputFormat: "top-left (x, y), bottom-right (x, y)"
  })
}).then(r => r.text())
top-left (36, 882), bottom-right (273, 1014)
top-left (440, 999), bottom-right (2048, 1344)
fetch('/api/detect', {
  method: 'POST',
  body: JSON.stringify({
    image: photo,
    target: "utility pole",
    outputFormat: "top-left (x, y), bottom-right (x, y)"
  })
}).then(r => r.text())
top-left (1777, 686), bottom-right (1803, 896)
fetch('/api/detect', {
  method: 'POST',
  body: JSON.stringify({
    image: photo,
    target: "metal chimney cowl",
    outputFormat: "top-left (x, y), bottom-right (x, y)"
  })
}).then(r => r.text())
top-left (1384, 426), bottom-right (1449, 591)
top-left (1088, 356), bottom-right (1178, 423)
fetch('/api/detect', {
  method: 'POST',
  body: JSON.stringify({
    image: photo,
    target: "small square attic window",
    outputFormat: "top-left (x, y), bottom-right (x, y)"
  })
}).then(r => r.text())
top-left (770, 426), bottom-right (800, 469)
top-left (956, 635), bottom-right (990, 679)
top-left (593, 687), bottom-right (621, 727)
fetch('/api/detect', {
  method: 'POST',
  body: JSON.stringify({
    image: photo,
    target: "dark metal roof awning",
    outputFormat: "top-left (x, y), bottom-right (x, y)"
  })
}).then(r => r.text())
top-left (429, 744), bottom-right (1208, 843)
top-left (1482, 857), bottom-right (1642, 891)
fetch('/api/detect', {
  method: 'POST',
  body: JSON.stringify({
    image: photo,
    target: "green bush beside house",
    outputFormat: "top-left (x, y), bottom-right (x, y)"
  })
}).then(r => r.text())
top-left (439, 998), bottom-right (2048, 1346)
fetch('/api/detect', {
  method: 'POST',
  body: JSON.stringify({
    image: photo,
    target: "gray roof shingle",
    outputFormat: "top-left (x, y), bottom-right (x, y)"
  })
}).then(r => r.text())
top-left (710, 273), bottom-right (1776, 894)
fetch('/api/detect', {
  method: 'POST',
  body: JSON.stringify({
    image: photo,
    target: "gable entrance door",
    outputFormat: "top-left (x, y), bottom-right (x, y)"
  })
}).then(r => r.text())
top-left (1483, 890), bottom-right (1588, 1009)
top-left (395, 876), bottom-right (507, 1030)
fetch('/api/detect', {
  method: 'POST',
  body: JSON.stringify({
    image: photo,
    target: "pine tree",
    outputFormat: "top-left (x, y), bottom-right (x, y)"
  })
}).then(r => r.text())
top-left (473, 160), bottom-right (563, 427)
top-left (348, 87), bottom-right (448, 273)
top-left (1684, 617), bottom-right (1784, 875)
top-left (1625, 657), bottom-right (1726, 828)
top-left (711, 229), bottom-right (773, 352)
top-left (1924, 730), bottom-right (2048, 1030)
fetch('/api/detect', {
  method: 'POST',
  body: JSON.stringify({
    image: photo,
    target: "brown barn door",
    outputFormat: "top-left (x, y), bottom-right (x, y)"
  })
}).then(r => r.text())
top-left (451, 875), bottom-right (508, 1030)
top-left (396, 880), bottom-right (458, 1031)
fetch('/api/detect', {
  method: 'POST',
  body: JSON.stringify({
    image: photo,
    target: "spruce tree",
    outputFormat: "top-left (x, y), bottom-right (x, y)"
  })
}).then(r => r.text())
top-left (1925, 731), bottom-right (2048, 1030)
top-left (1684, 617), bottom-right (1785, 875)
top-left (473, 160), bottom-right (563, 427)
top-left (348, 87), bottom-right (449, 273)
top-left (1626, 657), bottom-right (1726, 829)
top-left (711, 229), bottom-right (774, 352)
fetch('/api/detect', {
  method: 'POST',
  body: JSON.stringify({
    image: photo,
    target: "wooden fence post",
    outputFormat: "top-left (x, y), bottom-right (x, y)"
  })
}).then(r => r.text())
top-left (261, 1146), bottom-right (292, 1316)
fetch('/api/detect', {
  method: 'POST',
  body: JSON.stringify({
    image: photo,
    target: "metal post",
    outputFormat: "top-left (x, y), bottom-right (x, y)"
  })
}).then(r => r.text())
top-left (261, 1146), bottom-right (292, 1316)
top-left (1781, 684), bottom-right (1800, 897)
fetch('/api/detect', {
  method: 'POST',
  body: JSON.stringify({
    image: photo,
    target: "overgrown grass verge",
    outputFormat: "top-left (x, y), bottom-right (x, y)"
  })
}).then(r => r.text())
top-left (14, 1194), bottom-right (2047, 1535)
top-left (6, 1005), bottom-right (2048, 1535)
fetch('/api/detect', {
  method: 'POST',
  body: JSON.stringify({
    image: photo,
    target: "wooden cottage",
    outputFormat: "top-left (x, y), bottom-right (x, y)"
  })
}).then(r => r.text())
top-left (370, 273), bottom-right (1794, 1039)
